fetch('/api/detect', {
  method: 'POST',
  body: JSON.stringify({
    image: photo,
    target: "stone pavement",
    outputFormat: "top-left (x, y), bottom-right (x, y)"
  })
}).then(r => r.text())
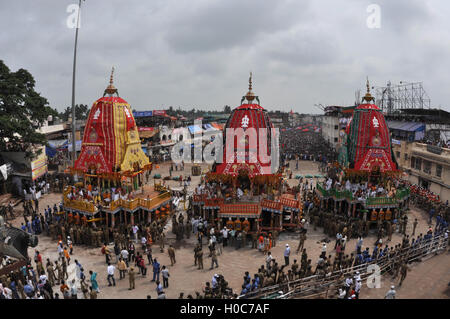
top-left (360, 252), bottom-right (450, 299)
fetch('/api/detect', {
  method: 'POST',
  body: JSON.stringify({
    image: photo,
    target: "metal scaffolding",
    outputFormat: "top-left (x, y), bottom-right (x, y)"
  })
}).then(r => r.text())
top-left (373, 81), bottom-right (431, 114)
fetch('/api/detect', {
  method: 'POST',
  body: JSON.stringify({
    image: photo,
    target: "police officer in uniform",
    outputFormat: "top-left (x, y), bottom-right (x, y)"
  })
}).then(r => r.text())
top-left (194, 244), bottom-right (200, 266)
top-left (185, 220), bottom-right (191, 239)
top-left (251, 232), bottom-right (258, 249)
top-left (46, 260), bottom-right (57, 287)
top-left (128, 267), bottom-right (136, 290)
top-left (241, 229), bottom-right (247, 248)
top-left (55, 261), bottom-right (63, 285)
top-left (159, 232), bottom-right (165, 253)
top-left (197, 247), bottom-right (204, 270)
top-left (272, 230), bottom-right (278, 247)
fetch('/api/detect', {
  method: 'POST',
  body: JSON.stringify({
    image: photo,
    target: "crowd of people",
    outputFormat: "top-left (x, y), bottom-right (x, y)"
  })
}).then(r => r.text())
top-left (236, 218), bottom-right (448, 299)
top-left (280, 130), bottom-right (337, 165)
top-left (0, 147), bottom-right (448, 300)
top-left (0, 246), bottom-right (99, 299)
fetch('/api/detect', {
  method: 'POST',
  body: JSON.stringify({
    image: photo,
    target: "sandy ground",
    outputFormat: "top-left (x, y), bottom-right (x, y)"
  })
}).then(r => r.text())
top-left (7, 160), bottom-right (450, 299)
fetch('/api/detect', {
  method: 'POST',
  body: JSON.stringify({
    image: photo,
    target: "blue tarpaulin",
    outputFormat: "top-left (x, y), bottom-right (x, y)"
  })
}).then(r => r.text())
top-left (46, 146), bottom-right (56, 158)
top-left (188, 125), bottom-right (203, 135)
top-left (387, 121), bottom-right (425, 132)
top-left (46, 140), bottom-right (68, 158)
top-left (64, 140), bottom-right (82, 152)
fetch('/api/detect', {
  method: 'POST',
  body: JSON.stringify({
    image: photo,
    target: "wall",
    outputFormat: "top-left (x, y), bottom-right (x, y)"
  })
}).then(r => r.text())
top-left (320, 115), bottom-right (340, 150)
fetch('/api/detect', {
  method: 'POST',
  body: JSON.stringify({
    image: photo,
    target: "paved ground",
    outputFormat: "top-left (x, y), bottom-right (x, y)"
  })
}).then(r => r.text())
top-left (360, 252), bottom-right (450, 299)
top-left (8, 160), bottom-right (450, 299)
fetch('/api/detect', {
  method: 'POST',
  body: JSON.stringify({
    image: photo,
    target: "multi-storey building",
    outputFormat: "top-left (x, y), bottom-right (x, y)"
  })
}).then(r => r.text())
top-left (393, 141), bottom-right (450, 200)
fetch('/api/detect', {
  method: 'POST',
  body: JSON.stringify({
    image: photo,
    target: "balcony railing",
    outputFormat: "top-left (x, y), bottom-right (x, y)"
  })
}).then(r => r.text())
top-left (63, 190), bottom-right (171, 213)
top-left (317, 183), bottom-right (409, 207)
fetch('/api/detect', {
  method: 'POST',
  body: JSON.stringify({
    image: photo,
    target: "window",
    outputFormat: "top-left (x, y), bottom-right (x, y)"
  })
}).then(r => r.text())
top-left (334, 137), bottom-right (338, 142)
top-left (334, 125), bottom-right (339, 130)
top-left (436, 165), bottom-right (442, 178)
top-left (415, 158), bottom-right (422, 171)
top-left (411, 156), bottom-right (416, 169)
top-left (396, 151), bottom-right (400, 158)
top-left (423, 160), bottom-right (431, 174)
top-left (404, 154), bottom-right (408, 161)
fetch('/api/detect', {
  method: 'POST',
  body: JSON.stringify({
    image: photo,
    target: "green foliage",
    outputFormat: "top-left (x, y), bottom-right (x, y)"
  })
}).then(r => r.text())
top-left (0, 60), bottom-right (56, 158)
top-left (223, 105), bottom-right (231, 113)
top-left (59, 103), bottom-right (89, 121)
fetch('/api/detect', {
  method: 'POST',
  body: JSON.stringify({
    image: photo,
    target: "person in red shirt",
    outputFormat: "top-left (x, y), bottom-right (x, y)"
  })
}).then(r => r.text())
top-left (34, 250), bottom-right (42, 264)
top-left (60, 280), bottom-right (70, 299)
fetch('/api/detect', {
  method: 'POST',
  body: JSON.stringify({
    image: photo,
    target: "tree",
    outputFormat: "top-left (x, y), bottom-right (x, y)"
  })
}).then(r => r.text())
top-left (0, 60), bottom-right (57, 157)
top-left (223, 105), bottom-right (231, 113)
top-left (59, 104), bottom-right (89, 121)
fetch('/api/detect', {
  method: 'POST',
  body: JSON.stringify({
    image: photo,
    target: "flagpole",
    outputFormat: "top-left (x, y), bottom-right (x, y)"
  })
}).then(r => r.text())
top-left (71, 0), bottom-right (83, 167)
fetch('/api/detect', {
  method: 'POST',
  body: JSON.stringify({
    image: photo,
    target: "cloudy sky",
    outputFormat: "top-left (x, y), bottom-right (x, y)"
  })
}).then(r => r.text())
top-left (1, 0), bottom-right (449, 113)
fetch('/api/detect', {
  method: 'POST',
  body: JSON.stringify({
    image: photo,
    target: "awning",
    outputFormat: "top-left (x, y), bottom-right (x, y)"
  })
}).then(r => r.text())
top-left (48, 139), bottom-right (68, 149)
top-left (261, 199), bottom-right (282, 213)
top-left (188, 125), bottom-right (203, 135)
top-left (203, 123), bottom-right (218, 132)
top-left (211, 122), bottom-right (223, 130)
top-left (193, 194), bottom-right (206, 205)
top-left (280, 197), bottom-right (301, 211)
top-left (138, 128), bottom-right (159, 138)
top-left (218, 203), bottom-right (260, 218)
top-left (387, 121), bottom-right (425, 132)
top-left (204, 198), bottom-right (224, 208)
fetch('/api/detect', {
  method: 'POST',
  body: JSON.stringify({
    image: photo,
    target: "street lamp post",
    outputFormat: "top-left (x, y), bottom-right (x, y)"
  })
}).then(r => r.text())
top-left (71, 0), bottom-right (84, 167)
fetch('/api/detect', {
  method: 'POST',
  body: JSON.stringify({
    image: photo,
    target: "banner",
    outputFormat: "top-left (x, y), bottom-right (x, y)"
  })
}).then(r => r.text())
top-left (138, 127), bottom-right (155, 131)
top-left (133, 110), bottom-right (167, 117)
top-left (32, 165), bottom-right (48, 181)
top-left (31, 153), bottom-right (48, 180)
top-left (31, 155), bottom-right (47, 171)
top-left (153, 110), bottom-right (167, 116)
top-left (133, 111), bottom-right (153, 117)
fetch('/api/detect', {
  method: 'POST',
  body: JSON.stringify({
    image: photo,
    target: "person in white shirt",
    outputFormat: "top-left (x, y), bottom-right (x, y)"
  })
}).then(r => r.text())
top-left (341, 235), bottom-right (347, 249)
top-left (345, 277), bottom-right (353, 295)
top-left (354, 279), bottom-right (362, 299)
top-left (121, 248), bottom-right (129, 267)
top-left (321, 243), bottom-right (327, 257)
top-left (338, 288), bottom-right (346, 299)
top-left (284, 244), bottom-right (291, 266)
top-left (70, 279), bottom-right (78, 299)
top-left (107, 263), bottom-right (116, 286)
top-left (221, 227), bottom-right (228, 246)
top-left (385, 286), bottom-right (396, 299)
top-left (161, 266), bottom-right (170, 288)
top-left (266, 252), bottom-right (273, 270)
top-left (353, 271), bottom-right (361, 282)
top-left (57, 242), bottom-right (64, 259)
top-left (132, 225), bottom-right (139, 243)
top-left (141, 236), bottom-right (147, 250)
